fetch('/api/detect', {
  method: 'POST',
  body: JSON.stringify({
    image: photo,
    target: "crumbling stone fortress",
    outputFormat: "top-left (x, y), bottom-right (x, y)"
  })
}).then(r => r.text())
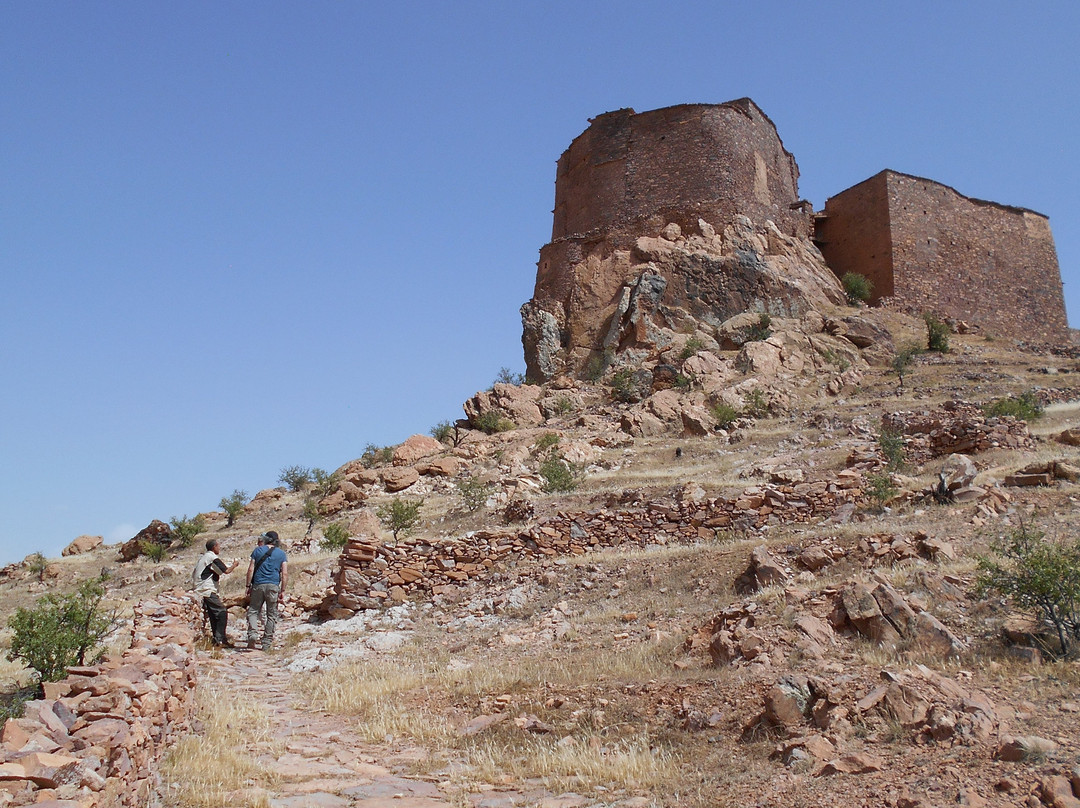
top-left (521, 98), bottom-right (1067, 380)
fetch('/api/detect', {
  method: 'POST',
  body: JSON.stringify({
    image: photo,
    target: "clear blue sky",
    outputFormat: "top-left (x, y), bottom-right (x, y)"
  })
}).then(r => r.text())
top-left (2, 2), bottom-right (1078, 565)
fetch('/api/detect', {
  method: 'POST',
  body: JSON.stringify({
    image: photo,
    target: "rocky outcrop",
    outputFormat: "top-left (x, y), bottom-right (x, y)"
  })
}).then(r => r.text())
top-left (523, 218), bottom-right (846, 381)
top-left (117, 521), bottom-right (172, 563)
top-left (62, 536), bottom-right (103, 557)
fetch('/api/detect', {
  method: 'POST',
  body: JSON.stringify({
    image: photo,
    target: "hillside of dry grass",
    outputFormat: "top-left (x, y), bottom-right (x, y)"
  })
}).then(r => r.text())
top-left (3, 307), bottom-right (1080, 807)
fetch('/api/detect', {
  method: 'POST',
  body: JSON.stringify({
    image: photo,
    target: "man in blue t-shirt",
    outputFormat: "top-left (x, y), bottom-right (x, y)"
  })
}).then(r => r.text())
top-left (245, 530), bottom-right (288, 651)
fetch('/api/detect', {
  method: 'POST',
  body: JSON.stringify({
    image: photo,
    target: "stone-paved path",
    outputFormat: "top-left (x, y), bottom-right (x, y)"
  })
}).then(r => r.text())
top-left (202, 647), bottom-right (458, 808)
top-left (198, 640), bottom-right (611, 808)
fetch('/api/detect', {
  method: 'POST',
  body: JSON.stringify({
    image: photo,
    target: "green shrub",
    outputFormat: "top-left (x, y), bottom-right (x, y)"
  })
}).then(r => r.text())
top-left (552, 395), bottom-right (574, 416)
top-left (710, 402), bottom-right (740, 429)
top-left (743, 389), bottom-right (769, 418)
top-left (534, 432), bottom-right (560, 453)
top-left (865, 473), bottom-right (897, 511)
top-left (583, 350), bottom-right (612, 382)
top-left (493, 367), bottom-right (525, 386)
top-left (746, 312), bottom-right (772, 342)
top-left (984, 391), bottom-right (1044, 422)
top-left (7, 576), bottom-right (115, 684)
top-left (279, 465), bottom-right (313, 492)
top-left (891, 343), bottom-right (923, 389)
top-left (319, 521), bottom-right (350, 552)
top-left (976, 522), bottom-right (1080, 657)
top-left (361, 444), bottom-right (396, 469)
top-left (430, 420), bottom-right (456, 444)
top-left (679, 336), bottom-right (705, 360)
top-left (878, 428), bottom-right (905, 471)
top-left (610, 369), bottom-right (638, 403)
top-left (138, 540), bottom-right (167, 563)
top-left (539, 450), bottom-right (583, 493)
top-left (455, 477), bottom-right (493, 512)
top-left (311, 468), bottom-right (341, 499)
top-left (474, 411), bottom-right (515, 434)
top-left (673, 373), bottom-right (693, 392)
top-left (841, 272), bottom-right (873, 305)
top-left (25, 553), bottom-right (48, 583)
top-left (0, 686), bottom-right (36, 722)
top-left (169, 514), bottom-right (206, 549)
top-left (924, 313), bottom-right (950, 353)
top-left (219, 490), bottom-right (248, 528)
top-left (376, 498), bottom-right (423, 543)
top-left (302, 497), bottom-right (321, 534)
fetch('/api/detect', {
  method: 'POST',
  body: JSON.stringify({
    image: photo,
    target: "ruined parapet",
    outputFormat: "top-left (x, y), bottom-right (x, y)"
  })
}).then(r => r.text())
top-left (815, 170), bottom-right (1068, 343)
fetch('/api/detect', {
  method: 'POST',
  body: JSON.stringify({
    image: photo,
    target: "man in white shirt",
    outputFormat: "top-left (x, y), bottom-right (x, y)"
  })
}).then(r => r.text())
top-left (192, 538), bottom-right (239, 646)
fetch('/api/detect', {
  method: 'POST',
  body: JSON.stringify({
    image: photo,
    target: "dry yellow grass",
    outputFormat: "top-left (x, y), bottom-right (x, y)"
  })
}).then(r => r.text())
top-left (160, 686), bottom-right (279, 808)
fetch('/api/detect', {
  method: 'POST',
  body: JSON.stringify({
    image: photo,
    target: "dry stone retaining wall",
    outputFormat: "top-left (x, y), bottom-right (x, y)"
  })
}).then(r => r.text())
top-left (0, 590), bottom-right (202, 807)
top-left (321, 475), bottom-right (863, 618)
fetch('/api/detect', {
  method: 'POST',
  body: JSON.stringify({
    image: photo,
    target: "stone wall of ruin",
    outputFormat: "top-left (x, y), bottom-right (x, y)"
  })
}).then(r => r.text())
top-left (818, 171), bottom-right (1068, 341)
top-left (814, 173), bottom-right (894, 301)
top-left (548, 99), bottom-right (810, 247)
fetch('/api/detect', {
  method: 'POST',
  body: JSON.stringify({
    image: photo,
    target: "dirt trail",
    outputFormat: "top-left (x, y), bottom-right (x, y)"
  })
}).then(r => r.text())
top-left (201, 645), bottom-right (456, 808)
top-left (197, 623), bottom-right (605, 808)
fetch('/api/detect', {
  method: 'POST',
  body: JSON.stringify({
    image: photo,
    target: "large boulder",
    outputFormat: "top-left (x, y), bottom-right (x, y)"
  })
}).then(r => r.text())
top-left (392, 435), bottom-right (444, 466)
top-left (117, 520), bottom-right (172, 562)
top-left (62, 535), bottom-right (103, 557)
top-left (464, 383), bottom-right (544, 429)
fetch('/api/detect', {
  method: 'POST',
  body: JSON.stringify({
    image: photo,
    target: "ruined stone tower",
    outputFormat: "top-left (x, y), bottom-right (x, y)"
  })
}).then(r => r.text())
top-left (522, 100), bottom-right (844, 381)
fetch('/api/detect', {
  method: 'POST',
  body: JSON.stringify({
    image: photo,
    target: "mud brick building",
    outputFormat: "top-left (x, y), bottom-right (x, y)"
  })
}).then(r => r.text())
top-left (815, 170), bottom-right (1067, 341)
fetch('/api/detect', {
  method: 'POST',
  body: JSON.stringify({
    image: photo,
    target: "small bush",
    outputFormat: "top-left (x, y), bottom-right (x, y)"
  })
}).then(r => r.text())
top-left (170, 514), bottom-right (207, 549)
top-left (7, 575), bottom-right (115, 684)
top-left (25, 553), bottom-right (48, 582)
top-left (924, 313), bottom-right (950, 353)
top-left (535, 432), bottom-right (560, 453)
top-left (984, 391), bottom-right (1044, 422)
top-left (710, 402), bottom-right (740, 429)
top-left (319, 522), bottom-right (350, 552)
top-left (376, 498), bottom-right (423, 543)
top-left (878, 428), bottom-right (905, 471)
top-left (582, 350), bottom-right (612, 382)
top-left (493, 367), bottom-right (525, 387)
top-left (679, 336), bottom-right (704, 360)
top-left (279, 465), bottom-right (313, 492)
top-left (841, 272), bottom-right (873, 305)
top-left (539, 450), bottom-right (583, 493)
top-left (430, 420), bottom-right (456, 445)
top-left (361, 444), bottom-right (396, 469)
top-left (865, 473), bottom-right (897, 511)
top-left (976, 522), bottom-right (1080, 657)
top-left (552, 395), bottom-right (574, 416)
top-left (891, 343), bottom-right (922, 388)
top-left (746, 312), bottom-right (772, 342)
top-left (610, 369), bottom-right (638, 403)
top-left (302, 497), bottom-right (321, 534)
top-left (455, 476), bottom-right (493, 512)
top-left (139, 540), bottom-right (167, 563)
top-left (219, 490), bottom-right (248, 528)
top-left (311, 468), bottom-right (341, 499)
top-left (474, 411), bottom-right (515, 434)
top-left (673, 373), bottom-right (693, 392)
top-left (743, 389), bottom-right (769, 418)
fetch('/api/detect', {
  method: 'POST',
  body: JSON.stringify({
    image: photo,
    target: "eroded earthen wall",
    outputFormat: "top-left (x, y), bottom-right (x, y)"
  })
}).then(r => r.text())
top-left (815, 172), bottom-right (895, 301)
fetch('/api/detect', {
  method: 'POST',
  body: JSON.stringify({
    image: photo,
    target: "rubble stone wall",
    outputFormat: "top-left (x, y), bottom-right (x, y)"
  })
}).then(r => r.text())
top-left (322, 474), bottom-right (863, 619)
top-left (0, 590), bottom-right (202, 807)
